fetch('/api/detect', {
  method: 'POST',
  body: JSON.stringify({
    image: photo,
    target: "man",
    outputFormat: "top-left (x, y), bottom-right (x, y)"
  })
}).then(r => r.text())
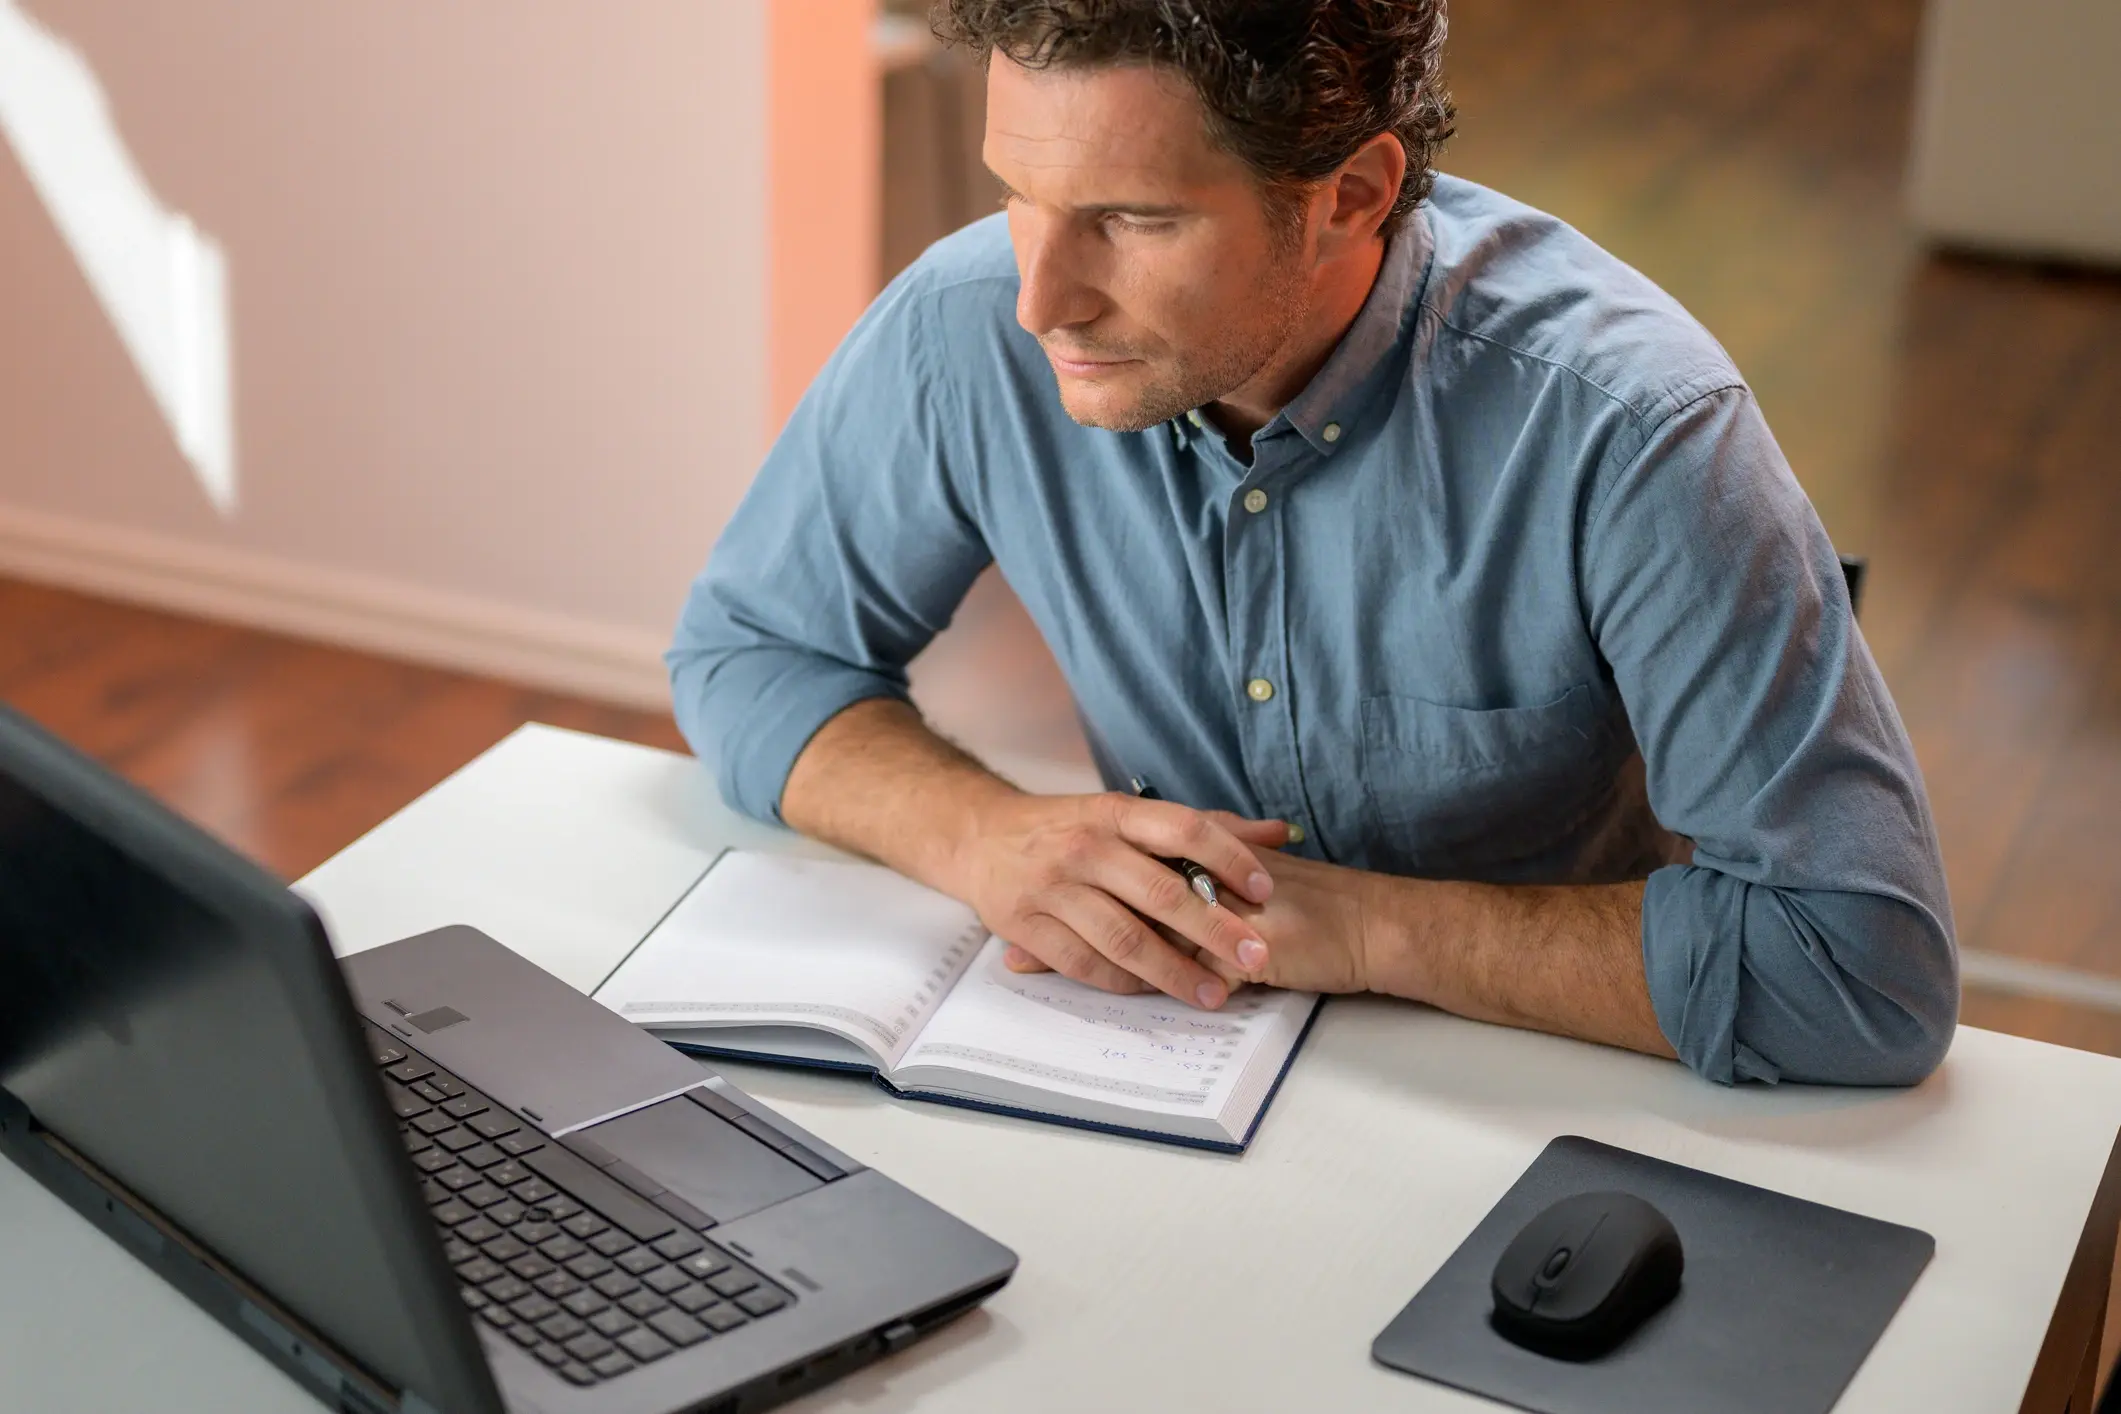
top-left (669, 1), bottom-right (1958, 1086)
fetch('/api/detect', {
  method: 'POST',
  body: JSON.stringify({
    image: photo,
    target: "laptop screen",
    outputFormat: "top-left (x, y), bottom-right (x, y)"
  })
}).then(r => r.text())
top-left (0, 706), bottom-right (496, 1414)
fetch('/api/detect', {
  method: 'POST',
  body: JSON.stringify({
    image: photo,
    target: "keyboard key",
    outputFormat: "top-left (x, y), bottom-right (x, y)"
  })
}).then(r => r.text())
top-left (487, 1200), bottom-right (527, 1228)
top-left (497, 1133), bottom-right (545, 1157)
top-left (412, 1112), bottom-right (457, 1136)
top-left (461, 1183), bottom-right (506, 1209)
top-left (736, 1286), bottom-right (789, 1317)
top-left (537, 1235), bottom-right (585, 1263)
top-left (532, 1342), bottom-right (569, 1369)
top-left (536, 1313), bottom-right (585, 1344)
top-left (469, 1114), bottom-right (520, 1142)
top-left (482, 1275), bottom-right (530, 1305)
top-left (484, 1161), bottom-right (530, 1188)
top-left (561, 1214), bottom-right (607, 1241)
top-left (442, 1096), bottom-right (488, 1121)
top-left (532, 1271), bottom-right (580, 1299)
top-left (510, 1294), bottom-right (560, 1325)
top-left (562, 1332), bottom-right (614, 1363)
top-left (539, 1196), bottom-right (582, 1221)
top-left (618, 1290), bottom-right (666, 1320)
top-left (483, 1236), bottom-right (530, 1264)
top-left (436, 1129), bottom-right (483, 1154)
top-left (559, 1290), bottom-right (608, 1320)
top-left (647, 1310), bottom-right (708, 1348)
top-left (411, 1079), bottom-right (449, 1103)
top-left (386, 1083), bottom-right (431, 1119)
top-left (590, 1273), bottom-right (638, 1300)
top-left (443, 1237), bottom-right (477, 1265)
top-left (559, 1362), bottom-right (597, 1387)
top-left (506, 1324), bottom-right (541, 1349)
top-left (698, 1303), bottom-right (748, 1334)
top-left (384, 1059), bottom-right (434, 1085)
top-left (605, 1160), bottom-right (664, 1200)
top-left (616, 1328), bottom-right (673, 1364)
top-left (651, 1231), bottom-right (705, 1261)
top-left (436, 1167), bottom-right (480, 1192)
top-left (461, 1285), bottom-right (490, 1310)
top-left (427, 1074), bottom-right (467, 1099)
top-left (476, 1307), bottom-right (513, 1332)
top-left (456, 1257), bottom-right (504, 1286)
top-left (564, 1254), bottom-right (613, 1281)
top-left (589, 1308), bottom-right (637, 1338)
top-left (412, 1149), bottom-right (452, 1175)
top-left (669, 1285), bottom-right (714, 1314)
top-left (588, 1231), bottom-right (633, 1259)
top-left (507, 1176), bottom-right (552, 1203)
top-left (615, 1249), bottom-right (661, 1277)
top-left (459, 1144), bottom-right (507, 1170)
top-left (431, 1200), bottom-right (475, 1228)
top-left (403, 1130), bottom-right (436, 1155)
top-left (504, 1255), bottom-right (551, 1288)
top-left (676, 1252), bottom-right (731, 1282)
top-left (706, 1268), bottom-right (758, 1298)
top-left (643, 1267), bottom-right (690, 1297)
top-left (457, 1217), bottom-right (502, 1245)
top-left (589, 1351), bottom-right (634, 1381)
top-left (420, 1178), bottom-right (448, 1205)
top-left (369, 1036), bottom-right (406, 1067)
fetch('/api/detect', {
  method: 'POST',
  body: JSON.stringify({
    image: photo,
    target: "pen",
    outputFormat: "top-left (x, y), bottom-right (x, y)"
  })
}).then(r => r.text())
top-left (1128, 776), bottom-right (1220, 907)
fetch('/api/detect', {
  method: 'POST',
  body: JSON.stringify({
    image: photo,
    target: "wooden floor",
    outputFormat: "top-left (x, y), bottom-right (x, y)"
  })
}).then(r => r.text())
top-left (7, 0), bottom-right (2121, 1377)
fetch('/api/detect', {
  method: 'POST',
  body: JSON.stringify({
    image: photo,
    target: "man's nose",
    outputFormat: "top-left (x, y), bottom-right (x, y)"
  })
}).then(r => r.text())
top-left (1013, 217), bottom-right (1102, 337)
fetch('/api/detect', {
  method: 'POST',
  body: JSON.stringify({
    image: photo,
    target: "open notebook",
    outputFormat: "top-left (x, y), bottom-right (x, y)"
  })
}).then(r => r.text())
top-left (591, 851), bottom-right (1322, 1152)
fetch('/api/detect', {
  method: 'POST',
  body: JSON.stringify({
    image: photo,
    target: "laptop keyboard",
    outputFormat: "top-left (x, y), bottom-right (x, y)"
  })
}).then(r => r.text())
top-left (364, 1026), bottom-right (794, 1388)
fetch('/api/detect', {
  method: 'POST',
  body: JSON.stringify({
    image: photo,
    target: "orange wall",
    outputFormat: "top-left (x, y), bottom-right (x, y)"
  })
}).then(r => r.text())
top-left (769, 0), bottom-right (880, 435)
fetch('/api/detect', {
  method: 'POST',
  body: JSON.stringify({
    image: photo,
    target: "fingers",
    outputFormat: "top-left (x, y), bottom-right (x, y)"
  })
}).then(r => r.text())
top-left (1088, 846), bottom-right (1270, 976)
top-left (1002, 943), bottom-right (1051, 972)
top-left (1007, 915), bottom-right (1147, 996)
top-left (1044, 887), bottom-right (1232, 1009)
top-left (1113, 798), bottom-right (1277, 903)
top-left (1207, 811), bottom-right (1292, 850)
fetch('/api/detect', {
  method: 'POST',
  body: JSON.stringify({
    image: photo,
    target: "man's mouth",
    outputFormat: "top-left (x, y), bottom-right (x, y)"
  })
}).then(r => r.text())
top-left (1045, 349), bottom-right (1137, 377)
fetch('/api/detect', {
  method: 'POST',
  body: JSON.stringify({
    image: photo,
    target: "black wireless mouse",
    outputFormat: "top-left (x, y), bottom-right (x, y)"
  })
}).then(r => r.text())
top-left (1490, 1190), bottom-right (1683, 1358)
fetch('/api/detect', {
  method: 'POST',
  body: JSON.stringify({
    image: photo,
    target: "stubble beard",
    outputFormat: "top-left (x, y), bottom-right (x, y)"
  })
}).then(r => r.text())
top-left (1049, 254), bottom-right (1312, 434)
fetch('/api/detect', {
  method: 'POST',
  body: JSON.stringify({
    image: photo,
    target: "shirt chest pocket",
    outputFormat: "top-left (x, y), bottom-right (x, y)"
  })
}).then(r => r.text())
top-left (1358, 685), bottom-right (1617, 876)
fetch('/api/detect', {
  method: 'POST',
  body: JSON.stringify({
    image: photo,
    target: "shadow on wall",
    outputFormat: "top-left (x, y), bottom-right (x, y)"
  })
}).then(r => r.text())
top-left (0, 0), bottom-right (234, 513)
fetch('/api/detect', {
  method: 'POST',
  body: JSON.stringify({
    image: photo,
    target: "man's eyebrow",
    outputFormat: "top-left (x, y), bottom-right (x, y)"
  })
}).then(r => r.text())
top-left (986, 174), bottom-right (1186, 219)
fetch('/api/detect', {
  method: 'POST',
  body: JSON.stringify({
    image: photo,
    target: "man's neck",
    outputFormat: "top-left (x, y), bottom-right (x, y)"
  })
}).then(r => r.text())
top-left (1205, 235), bottom-right (1388, 450)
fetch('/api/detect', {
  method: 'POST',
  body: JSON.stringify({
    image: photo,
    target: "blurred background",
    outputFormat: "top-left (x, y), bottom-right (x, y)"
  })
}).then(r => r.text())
top-left (2, 4), bottom-right (2118, 1051)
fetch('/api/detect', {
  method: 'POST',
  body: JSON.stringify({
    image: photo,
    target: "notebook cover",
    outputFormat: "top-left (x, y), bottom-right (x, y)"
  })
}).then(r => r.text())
top-left (663, 995), bottom-right (1324, 1155)
top-left (1371, 1135), bottom-right (1934, 1414)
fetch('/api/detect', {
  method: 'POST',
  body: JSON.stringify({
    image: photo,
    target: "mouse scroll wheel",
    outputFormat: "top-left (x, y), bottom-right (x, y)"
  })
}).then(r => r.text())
top-left (1538, 1248), bottom-right (1572, 1283)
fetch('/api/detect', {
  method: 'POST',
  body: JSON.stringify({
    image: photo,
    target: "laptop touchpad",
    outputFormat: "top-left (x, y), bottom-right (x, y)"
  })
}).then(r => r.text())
top-left (586, 1097), bottom-right (819, 1222)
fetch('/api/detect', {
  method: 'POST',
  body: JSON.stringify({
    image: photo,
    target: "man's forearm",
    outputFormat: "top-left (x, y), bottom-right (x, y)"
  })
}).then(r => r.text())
top-left (1359, 875), bottom-right (1676, 1059)
top-left (779, 698), bottom-right (1021, 897)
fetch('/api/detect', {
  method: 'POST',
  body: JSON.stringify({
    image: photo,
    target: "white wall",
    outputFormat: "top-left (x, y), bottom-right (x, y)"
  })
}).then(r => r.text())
top-left (0, 1), bottom-right (771, 703)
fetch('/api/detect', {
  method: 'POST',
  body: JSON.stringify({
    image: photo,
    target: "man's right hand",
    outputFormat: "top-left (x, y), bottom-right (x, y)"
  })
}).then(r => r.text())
top-left (944, 791), bottom-right (1287, 1010)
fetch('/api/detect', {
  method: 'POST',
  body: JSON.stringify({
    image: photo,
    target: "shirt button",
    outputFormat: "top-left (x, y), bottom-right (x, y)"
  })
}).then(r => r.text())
top-left (1246, 677), bottom-right (1275, 703)
top-left (1242, 488), bottom-right (1269, 514)
top-left (1285, 822), bottom-right (1307, 845)
top-left (1322, 422), bottom-right (1342, 443)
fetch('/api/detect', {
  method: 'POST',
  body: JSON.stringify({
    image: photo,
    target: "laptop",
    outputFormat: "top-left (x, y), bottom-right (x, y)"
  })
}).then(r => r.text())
top-left (0, 704), bottom-right (1017, 1414)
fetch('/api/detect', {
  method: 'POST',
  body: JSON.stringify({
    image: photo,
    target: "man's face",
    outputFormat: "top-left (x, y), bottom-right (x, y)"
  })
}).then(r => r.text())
top-left (984, 57), bottom-right (1312, 432)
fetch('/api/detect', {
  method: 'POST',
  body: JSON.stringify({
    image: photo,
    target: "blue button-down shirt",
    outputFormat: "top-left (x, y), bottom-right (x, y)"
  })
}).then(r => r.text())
top-left (669, 175), bottom-right (1958, 1087)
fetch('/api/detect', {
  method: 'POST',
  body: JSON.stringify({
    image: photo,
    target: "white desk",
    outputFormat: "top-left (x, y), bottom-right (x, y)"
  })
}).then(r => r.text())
top-left (7, 723), bottom-right (2121, 1413)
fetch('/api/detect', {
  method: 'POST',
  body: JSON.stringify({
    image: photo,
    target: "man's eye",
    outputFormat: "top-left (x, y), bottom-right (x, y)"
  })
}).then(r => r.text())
top-left (1105, 214), bottom-right (1172, 235)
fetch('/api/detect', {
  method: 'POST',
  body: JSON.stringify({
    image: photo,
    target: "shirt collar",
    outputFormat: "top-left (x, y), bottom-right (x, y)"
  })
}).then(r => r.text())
top-left (1171, 211), bottom-right (1433, 462)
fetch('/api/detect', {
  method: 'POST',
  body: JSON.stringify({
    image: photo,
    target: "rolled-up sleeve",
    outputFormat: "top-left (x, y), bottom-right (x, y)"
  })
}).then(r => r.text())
top-left (1584, 386), bottom-right (1958, 1086)
top-left (666, 274), bottom-right (989, 823)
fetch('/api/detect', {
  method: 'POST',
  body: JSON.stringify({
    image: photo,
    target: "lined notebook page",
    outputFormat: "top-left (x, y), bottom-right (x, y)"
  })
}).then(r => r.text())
top-left (901, 937), bottom-right (1315, 1119)
top-left (592, 852), bottom-right (987, 1068)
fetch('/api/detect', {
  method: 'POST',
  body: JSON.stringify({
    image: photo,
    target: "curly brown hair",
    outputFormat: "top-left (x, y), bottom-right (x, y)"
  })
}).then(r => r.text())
top-left (932, 0), bottom-right (1454, 236)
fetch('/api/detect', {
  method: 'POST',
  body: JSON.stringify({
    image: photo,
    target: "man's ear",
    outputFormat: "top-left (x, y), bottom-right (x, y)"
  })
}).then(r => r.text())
top-left (1318, 131), bottom-right (1408, 253)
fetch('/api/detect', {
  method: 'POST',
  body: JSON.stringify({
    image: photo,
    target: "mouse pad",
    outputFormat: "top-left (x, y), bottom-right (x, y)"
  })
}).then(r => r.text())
top-left (1372, 1135), bottom-right (1933, 1414)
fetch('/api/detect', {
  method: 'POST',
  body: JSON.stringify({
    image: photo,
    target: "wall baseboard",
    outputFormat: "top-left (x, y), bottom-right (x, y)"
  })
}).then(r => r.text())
top-left (0, 503), bottom-right (673, 710)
